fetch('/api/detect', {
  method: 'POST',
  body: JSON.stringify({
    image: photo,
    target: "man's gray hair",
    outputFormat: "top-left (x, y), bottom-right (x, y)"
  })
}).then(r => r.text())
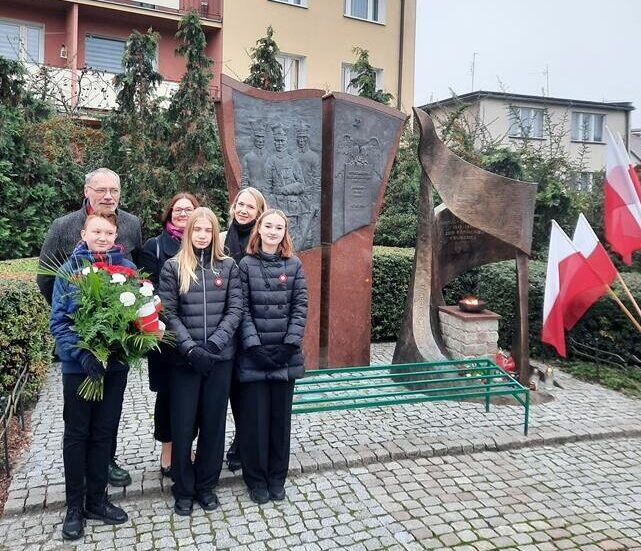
top-left (85, 168), bottom-right (121, 188)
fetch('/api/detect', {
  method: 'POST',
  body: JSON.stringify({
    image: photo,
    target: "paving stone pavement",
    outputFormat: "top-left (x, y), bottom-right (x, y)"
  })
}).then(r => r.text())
top-left (5, 342), bottom-right (641, 516)
top-left (1, 437), bottom-right (641, 550)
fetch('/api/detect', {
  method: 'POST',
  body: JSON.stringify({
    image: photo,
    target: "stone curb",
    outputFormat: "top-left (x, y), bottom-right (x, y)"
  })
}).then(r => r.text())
top-left (5, 425), bottom-right (641, 516)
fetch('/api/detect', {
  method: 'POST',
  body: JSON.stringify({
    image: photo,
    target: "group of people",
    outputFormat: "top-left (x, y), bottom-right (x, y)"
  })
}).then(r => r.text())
top-left (38, 168), bottom-right (308, 541)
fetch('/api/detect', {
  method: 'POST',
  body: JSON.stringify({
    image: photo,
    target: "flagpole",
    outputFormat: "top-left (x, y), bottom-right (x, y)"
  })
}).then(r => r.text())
top-left (616, 273), bottom-right (641, 322)
top-left (607, 287), bottom-right (641, 334)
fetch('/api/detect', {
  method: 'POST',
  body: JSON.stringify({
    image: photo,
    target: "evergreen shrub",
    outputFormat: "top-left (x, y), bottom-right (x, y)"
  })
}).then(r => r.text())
top-left (0, 258), bottom-right (52, 402)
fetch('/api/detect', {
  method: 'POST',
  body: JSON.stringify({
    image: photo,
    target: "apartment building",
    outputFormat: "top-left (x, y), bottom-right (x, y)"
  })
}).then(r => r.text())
top-left (210, 0), bottom-right (415, 112)
top-left (1, 0), bottom-right (416, 114)
top-left (0, 0), bottom-right (222, 110)
top-left (423, 91), bottom-right (634, 190)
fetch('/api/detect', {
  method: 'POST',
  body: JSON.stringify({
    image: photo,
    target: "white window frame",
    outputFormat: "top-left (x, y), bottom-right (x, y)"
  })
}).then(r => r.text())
top-left (85, 34), bottom-right (127, 74)
top-left (508, 106), bottom-right (545, 139)
top-left (276, 53), bottom-right (306, 91)
top-left (0, 17), bottom-right (44, 64)
top-left (344, 0), bottom-right (386, 24)
top-left (341, 62), bottom-right (383, 95)
top-left (573, 171), bottom-right (594, 192)
top-left (270, 0), bottom-right (308, 7)
top-left (571, 112), bottom-right (605, 143)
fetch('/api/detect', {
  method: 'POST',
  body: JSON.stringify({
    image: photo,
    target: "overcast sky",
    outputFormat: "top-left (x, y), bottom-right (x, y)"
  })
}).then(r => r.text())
top-left (414, 0), bottom-right (641, 127)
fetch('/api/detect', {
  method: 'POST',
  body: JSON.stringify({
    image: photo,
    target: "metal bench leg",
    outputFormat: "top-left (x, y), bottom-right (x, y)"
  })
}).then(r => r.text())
top-left (485, 378), bottom-right (490, 413)
top-left (524, 391), bottom-right (530, 436)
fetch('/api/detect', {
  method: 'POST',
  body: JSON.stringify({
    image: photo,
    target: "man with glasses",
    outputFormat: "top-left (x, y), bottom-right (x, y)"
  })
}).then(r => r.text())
top-left (37, 167), bottom-right (142, 488)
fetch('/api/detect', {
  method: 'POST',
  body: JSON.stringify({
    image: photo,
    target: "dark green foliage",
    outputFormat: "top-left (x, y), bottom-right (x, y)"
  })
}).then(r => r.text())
top-left (370, 247), bottom-right (641, 362)
top-left (168, 11), bottom-right (226, 221)
top-left (349, 47), bottom-right (393, 105)
top-left (375, 126), bottom-right (419, 247)
top-left (0, 261), bottom-right (52, 402)
top-left (244, 26), bottom-right (284, 92)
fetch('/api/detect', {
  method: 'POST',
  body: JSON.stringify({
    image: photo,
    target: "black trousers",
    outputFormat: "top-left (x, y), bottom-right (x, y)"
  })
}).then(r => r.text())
top-left (63, 371), bottom-right (127, 508)
top-left (170, 360), bottom-right (232, 499)
top-left (154, 390), bottom-right (171, 443)
top-left (238, 380), bottom-right (295, 491)
top-left (228, 377), bottom-right (241, 445)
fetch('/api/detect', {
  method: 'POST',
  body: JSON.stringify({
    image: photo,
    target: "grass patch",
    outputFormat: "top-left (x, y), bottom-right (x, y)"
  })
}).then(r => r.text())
top-left (557, 360), bottom-right (641, 399)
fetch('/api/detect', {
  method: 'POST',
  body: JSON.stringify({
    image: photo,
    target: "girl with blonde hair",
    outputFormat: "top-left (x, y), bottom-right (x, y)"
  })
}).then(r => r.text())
top-left (158, 207), bottom-right (242, 516)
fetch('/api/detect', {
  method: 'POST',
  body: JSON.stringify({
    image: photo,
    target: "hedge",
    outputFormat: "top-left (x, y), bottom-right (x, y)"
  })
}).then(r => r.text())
top-left (371, 246), bottom-right (641, 361)
top-left (0, 257), bottom-right (52, 402)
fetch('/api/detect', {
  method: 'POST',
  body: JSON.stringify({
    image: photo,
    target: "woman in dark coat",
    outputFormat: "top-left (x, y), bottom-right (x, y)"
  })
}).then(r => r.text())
top-left (220, 187), bottom-right (266, 472)
top-left (237, 209), bottom-right (308, 505)
top-left (158, 207), bottom-right (242, 516)
top-left (139, 193), bottom-right (199, 478)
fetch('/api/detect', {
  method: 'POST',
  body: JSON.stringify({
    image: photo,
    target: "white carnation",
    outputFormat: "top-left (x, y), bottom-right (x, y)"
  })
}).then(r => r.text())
top-left (111, 273), bottom-right (127, 284)
top-left (139, 283), bottom-right (154, 297)
top-left (119, 291), bottom-right (136, 307)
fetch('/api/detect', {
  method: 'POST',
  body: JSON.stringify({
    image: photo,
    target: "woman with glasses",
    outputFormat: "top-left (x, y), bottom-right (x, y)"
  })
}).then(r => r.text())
top-left (139, 193), bottom-right (199, 480)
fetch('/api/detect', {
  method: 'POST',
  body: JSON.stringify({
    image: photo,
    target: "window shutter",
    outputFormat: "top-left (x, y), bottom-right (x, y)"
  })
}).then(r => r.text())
top-left (0, 21), bottom-right (21, 60)
top-left (85, 35), bottom-right (125, 73)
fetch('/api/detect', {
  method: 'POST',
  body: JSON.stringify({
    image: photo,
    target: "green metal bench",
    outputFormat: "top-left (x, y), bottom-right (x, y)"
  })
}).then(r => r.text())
top-left (292, 358), bottom-right (530, 435)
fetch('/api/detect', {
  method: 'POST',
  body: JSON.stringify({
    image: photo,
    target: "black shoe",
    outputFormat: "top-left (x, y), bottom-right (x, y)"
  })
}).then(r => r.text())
top-left (269, 486), bottom-right (286, 501)
top-left (249, 487), bottom-right (270, 505)
top-left (84, 499), bottom-right (128, 525)
top-left (62, 506), bottom-right (85, 541)
top-left (226, 439), bottom-right (241, 472)
top-left (174, 498), bottom-right (194, 516)
top-left (108, 460), bottom-right (132, 487)
top-left (196, 490), bottom-right (219, 511)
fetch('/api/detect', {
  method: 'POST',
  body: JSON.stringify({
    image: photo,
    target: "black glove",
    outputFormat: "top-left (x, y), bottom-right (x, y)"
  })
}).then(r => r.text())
top-left (187, 346), bottom-right (215, 376)
top-left (80, 351), bottom-right (105, 381)
top-left (249, 346), bottom-right (279, 370)
top-left (206, 341), bottom-right (222, 355)
top-left (270, 344), bottom-right (298, 365)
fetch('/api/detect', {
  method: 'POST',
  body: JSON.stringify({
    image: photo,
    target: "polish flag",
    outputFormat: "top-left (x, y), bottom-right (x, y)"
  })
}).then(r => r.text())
top-left (604, 127), bottom-right (641, 264)
top-left (542, 221), bottom-right (609, 357)
top-left (569, 213), bottom-right (617, 328)
top-left (613, 131), bottom-right (641, 200)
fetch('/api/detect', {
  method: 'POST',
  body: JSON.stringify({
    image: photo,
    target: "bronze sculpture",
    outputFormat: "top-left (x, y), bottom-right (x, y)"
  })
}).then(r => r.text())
top-left (393, 108), bottom-right (537, 383)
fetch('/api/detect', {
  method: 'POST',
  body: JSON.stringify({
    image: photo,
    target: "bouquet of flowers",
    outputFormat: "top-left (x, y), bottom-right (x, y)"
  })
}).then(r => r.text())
top-left (53, 261), bottom-right (170, 400)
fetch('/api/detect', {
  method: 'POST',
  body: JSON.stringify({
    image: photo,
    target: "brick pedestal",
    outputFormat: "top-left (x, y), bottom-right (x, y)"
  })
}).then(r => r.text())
top-left (438, 305), bottom-right (501, 359)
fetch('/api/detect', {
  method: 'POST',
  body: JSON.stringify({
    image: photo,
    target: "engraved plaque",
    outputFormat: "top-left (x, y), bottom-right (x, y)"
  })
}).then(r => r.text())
top-left (331, 99), bottom-right (403, 241)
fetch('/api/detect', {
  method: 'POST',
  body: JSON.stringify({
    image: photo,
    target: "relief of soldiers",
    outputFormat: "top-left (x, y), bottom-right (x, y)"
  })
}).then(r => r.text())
top-left (264, 123), bottom-right (312, 249)
top-left (295, 120), bottom-right (321, 191)
top-left (240, 120), bottom-right (267, 187)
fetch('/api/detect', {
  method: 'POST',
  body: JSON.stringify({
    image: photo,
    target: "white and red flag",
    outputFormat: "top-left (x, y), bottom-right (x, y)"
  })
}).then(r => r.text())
top-left (542, 221), bottom-right (609, 357)
top-left (604, 127), bottom-right (641, 265)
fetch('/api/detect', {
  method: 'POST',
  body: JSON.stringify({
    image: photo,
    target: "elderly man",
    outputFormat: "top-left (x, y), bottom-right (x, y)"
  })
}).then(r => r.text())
top-left (37, 167), bottom-right (142, 488)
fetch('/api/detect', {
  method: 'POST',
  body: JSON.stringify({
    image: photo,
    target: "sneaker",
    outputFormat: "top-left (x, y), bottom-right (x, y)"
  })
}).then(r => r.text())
top-left (108, 460), bottom-right (132, 487)
top-left (62, 506), bottom-right (85, 540)
top-left (269, 486), bottom-right (286, 501)
top-left (84, 498), bottom-right (128, 525)
top-left (174, 498), bottom-right (194, 516)
top-left (196, 490), bottom-right (220, 511)
top-left (249, 487), bottom-right (270, 505)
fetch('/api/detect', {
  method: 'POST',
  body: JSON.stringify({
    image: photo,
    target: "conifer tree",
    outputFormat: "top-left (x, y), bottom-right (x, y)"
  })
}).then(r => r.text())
top-left (244, 26), bottom-right (285, 92)
top-left (349, 47), bottom-right (393, 105)
top-left (168, 10), bottom-right (226, 217)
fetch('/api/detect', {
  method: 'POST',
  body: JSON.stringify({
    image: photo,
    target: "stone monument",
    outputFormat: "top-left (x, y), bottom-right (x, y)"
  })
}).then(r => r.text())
top-left (217, 76), bottom-right (406, 369)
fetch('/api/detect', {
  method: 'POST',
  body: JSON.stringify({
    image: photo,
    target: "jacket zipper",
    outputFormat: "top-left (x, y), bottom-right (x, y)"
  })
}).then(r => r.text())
top-left (201, 250), bottom-right (208, 344)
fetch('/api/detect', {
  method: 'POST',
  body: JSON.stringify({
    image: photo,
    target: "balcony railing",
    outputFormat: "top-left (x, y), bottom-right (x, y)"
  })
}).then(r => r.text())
top-left (92, 0), bottom-right (223, 21)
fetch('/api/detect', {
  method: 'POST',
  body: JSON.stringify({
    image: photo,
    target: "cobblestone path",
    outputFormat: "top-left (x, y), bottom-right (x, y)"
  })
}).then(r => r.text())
top-left (1, 437), bottom-right (640, 550)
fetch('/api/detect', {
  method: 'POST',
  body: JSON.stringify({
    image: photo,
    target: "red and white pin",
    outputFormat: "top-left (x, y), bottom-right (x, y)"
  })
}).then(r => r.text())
top-left (278, 273), bottom-right (288, 284)
top-left (214, 276), bottom-right (224, 287)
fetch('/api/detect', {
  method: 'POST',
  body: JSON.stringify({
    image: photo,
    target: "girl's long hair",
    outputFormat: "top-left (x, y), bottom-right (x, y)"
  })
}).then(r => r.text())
top-left (175, 207), bottom-right (226, 294)
top-left (246, 209), bottom-right (294, 258)
top-left (227, 187), bottom-right (267, 223)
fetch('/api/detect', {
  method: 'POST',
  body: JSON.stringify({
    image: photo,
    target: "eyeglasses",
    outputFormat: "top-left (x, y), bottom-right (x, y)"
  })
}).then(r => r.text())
top-left (87, 186), bottom-right (120, 196)
top-left (172, 208), bottom-right (194, 215)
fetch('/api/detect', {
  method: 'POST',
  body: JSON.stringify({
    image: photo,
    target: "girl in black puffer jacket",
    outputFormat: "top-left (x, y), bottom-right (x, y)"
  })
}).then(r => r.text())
top-left (237, 209), bottom-right (308, 505)
top-left (158, 207), bottom-right (242, 516)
